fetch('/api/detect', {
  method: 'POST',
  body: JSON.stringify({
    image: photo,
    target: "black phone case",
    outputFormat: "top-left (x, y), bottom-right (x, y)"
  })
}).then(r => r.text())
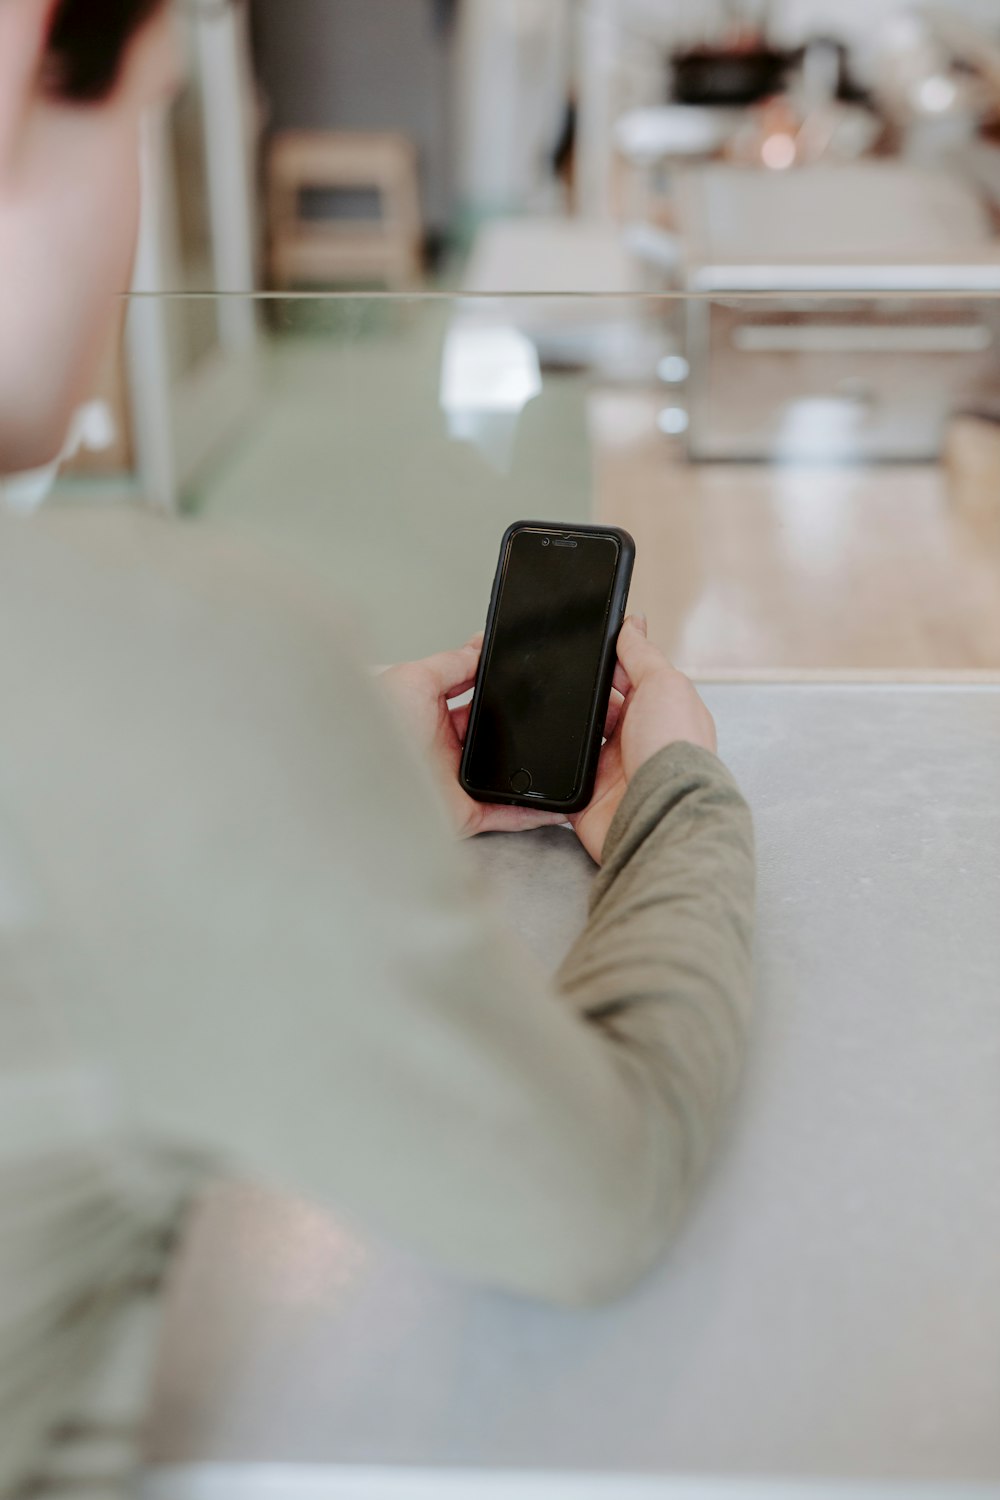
top-left (459, 520), bottom-right (636, 814)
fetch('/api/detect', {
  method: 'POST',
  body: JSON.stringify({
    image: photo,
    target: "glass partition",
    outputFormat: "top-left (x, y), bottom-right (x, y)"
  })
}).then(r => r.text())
top-left (42, 290), bottom-right (1000, 676)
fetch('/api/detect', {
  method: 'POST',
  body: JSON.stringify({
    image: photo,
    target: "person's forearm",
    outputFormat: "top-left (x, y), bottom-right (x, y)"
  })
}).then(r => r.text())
top-left (556, 742), bottom-right (755, 1253)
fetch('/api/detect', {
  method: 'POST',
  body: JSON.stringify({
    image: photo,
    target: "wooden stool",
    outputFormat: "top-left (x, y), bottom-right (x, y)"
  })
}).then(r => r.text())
top-left (267, 130), bottom-right (423, 291)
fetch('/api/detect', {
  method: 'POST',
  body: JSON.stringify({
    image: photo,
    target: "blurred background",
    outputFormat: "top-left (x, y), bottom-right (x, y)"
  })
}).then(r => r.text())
top-left (19, 0), bottom-right (1000, 672)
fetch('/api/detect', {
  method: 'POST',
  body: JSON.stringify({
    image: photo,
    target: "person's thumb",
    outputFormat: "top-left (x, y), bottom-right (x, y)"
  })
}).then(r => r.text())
top-left (617, 613), bottom-right (664, 684)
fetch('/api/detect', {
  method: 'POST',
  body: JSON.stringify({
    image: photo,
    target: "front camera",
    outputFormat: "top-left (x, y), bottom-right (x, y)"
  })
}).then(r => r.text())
top-left (541, 537), bottom-right (550, 546)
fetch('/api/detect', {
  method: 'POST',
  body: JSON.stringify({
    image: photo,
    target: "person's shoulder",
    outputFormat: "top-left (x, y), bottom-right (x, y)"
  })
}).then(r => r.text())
top-left (0, 507), bottom-right (384, 809)
top-left (2, 505), bottom-right (366, 676)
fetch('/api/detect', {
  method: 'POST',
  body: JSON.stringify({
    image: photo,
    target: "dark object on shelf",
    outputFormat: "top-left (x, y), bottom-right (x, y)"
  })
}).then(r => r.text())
top-left (671, 47), bottom-right (791, 106)
top-left (432, 0), bottom-right (457, 37)
top-left (552, 100), bottom-right (576, 176)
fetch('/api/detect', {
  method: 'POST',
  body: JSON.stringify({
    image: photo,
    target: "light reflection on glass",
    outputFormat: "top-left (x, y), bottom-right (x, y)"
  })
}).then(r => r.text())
top-left (439, 322), bottom-right (542, 471)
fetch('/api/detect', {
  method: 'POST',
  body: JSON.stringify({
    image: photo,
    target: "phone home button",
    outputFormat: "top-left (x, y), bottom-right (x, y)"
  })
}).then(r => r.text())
top-left (509, 769), bottom-right (532, 795)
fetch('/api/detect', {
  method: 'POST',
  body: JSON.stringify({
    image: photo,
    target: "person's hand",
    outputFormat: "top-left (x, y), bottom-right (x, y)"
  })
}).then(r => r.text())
top-left (570, 615), bottom-right (717, 865)
top-left (381, 636), bottom-right (567, 839)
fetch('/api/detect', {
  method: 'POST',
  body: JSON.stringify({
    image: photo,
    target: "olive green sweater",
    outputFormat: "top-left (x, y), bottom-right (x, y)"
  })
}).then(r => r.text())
top-left (0, 509), bottom-right (754, 1493)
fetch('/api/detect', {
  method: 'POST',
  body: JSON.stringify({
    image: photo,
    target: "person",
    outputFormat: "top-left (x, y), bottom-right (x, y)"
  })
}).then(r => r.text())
top-left (0, 0), bottom-right (755, 1491)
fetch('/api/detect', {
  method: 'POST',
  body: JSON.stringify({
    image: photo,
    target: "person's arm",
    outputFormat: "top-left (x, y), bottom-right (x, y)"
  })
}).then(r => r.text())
top-left (378, 613), bottom-right (754, 1300)
top-left (558, 613), bottom-right (755, 1243)
top-left (51, 537), bottom-right (752, 1306)
top-left (556, 740), bottom-right (754, 1262)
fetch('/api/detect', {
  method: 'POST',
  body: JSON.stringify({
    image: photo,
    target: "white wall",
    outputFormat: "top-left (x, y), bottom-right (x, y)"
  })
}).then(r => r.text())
top-left (455, 0), bottom-right (573, 215)
top-left (768, 0), bottom-right (1000, 80)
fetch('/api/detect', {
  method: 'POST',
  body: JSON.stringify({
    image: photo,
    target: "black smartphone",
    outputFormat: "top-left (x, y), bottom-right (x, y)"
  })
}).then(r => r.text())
top-left (460, 520), bottom-right (635, 814)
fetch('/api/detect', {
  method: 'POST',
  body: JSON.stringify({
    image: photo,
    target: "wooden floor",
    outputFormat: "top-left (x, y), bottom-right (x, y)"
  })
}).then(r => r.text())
top-left (590, 391), bottom-right (1000, 680)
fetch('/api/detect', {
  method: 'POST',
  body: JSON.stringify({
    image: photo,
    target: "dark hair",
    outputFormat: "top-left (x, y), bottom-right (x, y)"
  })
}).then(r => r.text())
top-left (44, 0), bottom-right (166, 102)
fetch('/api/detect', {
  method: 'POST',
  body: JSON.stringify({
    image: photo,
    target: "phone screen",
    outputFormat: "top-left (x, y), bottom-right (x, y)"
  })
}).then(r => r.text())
top-left (465, 529), bottom-right (621, 802)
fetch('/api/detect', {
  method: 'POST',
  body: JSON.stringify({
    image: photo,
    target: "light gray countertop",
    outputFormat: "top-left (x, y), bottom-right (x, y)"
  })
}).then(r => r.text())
top-left (147, 686), bottom-right (1000, 1488)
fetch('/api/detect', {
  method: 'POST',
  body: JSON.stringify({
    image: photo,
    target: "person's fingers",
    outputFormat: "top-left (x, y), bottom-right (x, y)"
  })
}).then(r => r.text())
top-left (613, 612), bottom-right (645, 692)
top-left (415, 641), bottom-right (481, 696)
top-left (616, 614), bottom-right (670, 686)
top-left (445, 680), bottom-right (477, 707)
top-left (450, 702), bottom-right (472, 742)
top-left (473, 805), bottom-right (568, 835)
top-left (466, 630), bottom-right (485, 650)
top-left (603, 688), bottom-right (624, 741)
